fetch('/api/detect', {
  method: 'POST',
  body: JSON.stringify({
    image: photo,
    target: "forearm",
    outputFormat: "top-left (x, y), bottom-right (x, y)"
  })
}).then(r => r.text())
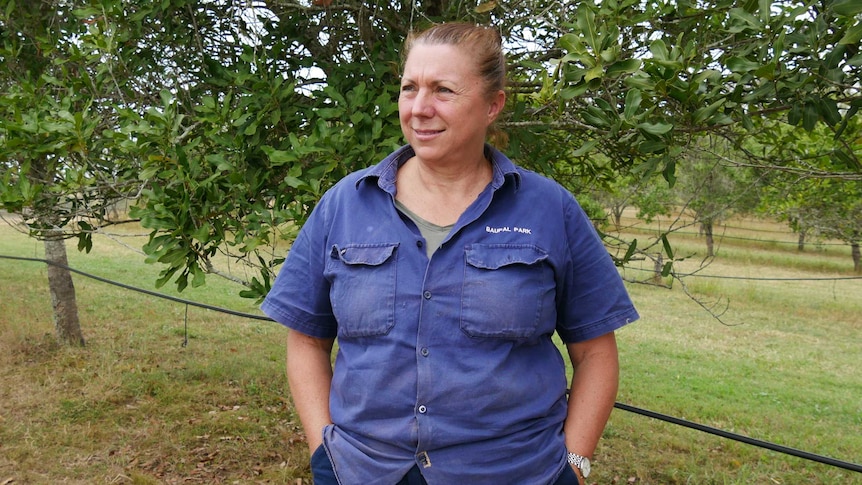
top-left (286, 330), bottom-right (335, 453)
top-left (564, 332), bottom-right (620, 459)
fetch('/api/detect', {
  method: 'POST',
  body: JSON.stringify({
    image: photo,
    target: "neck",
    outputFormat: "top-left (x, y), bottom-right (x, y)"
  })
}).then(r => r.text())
top-left (394, 151), bottom-right (494, 227)
top-left (410, 152), bottom-right (491, 197)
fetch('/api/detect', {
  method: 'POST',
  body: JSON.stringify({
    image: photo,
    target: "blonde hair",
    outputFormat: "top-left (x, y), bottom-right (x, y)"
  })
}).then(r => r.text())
top-left (402, 22), bottom-right (507, 99)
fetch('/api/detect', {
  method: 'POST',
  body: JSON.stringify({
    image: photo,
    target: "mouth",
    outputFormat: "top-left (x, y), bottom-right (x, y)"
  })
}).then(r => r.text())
top-left (413, 128), bottom-right (444, 138)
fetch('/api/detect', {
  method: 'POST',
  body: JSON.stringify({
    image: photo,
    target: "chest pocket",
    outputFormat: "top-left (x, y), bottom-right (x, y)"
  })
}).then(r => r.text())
top-left (461, 244), bottom-right (555, 340)
top-left (325, 243), bottom-right (398, 338)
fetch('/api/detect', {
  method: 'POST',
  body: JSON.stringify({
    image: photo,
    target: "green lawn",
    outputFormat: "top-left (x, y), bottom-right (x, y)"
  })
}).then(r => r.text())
top-left (1, 214), bottom-right (860, 484)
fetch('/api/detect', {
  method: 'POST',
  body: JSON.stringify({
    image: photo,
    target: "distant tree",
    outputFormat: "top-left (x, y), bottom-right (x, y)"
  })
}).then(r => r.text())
top-left (675, 137), bottom-right (761, 258)
top-left (805, 180), bottom-right (862, 272)
top-left (758, 121), bottom-right (862, 270)
top-left (592, 172), bottom-right (675, 231)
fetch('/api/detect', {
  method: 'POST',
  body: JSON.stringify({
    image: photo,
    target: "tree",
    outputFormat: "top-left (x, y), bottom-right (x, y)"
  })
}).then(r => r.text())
top-left (758, 120), bottom-right (862, 270)
top-left (591, 171), bottom-right (675, 231)
top-left (0, 1), bottom-right (145, 345)
top-left (528, 0), bottom-right (861, 272)
top-left (675, 138), bottom-right (761, 257)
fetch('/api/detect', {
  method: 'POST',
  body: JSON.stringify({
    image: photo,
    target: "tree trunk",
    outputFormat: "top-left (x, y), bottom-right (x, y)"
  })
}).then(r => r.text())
top-left (44, 235), bottom-right (85, 346)
top-left (703, 221), bottom-right (715, 257)
top-left (797, 230), bottom-right (806, 251)
top-left (653, 252), bottom-right (664, 285)
top-left (852, 242), bottom-right (861, 274)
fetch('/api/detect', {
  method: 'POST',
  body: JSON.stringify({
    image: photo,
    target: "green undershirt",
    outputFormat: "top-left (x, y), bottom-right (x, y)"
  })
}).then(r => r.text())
top-left (395, 200), bottom-right (454, 259)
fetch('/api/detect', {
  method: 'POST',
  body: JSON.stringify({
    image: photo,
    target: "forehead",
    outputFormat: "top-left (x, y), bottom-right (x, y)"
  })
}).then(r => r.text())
top-left (402, 43), bottom-right (477, 80)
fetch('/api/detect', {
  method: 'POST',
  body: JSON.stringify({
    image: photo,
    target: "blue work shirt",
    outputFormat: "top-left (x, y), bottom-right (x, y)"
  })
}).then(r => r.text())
top-left (261, 145), bottom-right (639, 485)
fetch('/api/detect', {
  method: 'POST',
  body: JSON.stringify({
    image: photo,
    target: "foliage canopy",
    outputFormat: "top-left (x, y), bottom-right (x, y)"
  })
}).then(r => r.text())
top-left (2, 0), bottom-right (861, 301)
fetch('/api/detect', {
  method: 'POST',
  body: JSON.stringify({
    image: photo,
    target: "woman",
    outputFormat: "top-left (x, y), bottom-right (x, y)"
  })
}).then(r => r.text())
top-left (261, 22), bottom-right (639, 485)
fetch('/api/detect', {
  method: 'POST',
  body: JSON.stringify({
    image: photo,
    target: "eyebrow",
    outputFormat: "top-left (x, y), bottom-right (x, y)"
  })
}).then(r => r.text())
top-left (400, 76), bottom-right (457, 88)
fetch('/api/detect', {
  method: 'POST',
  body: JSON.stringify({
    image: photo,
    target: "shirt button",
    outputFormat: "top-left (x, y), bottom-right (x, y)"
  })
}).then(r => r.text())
top-left (423, 291), bottom-right (432, 299)
top-left (420, 347), bottom-right (429, 357)
top-left (418, 405), bottom-right (427, 414)
top-left (416, 240), bottom-right (424, 248)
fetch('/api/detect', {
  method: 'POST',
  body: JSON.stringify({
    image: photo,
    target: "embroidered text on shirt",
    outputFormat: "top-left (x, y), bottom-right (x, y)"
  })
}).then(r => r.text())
top-left (486, 225), bottom-right (532, 234)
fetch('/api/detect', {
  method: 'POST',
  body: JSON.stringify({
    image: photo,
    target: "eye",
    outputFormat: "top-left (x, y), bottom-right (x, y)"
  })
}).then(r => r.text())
top-left (400, 84), bottom-right (416, 93)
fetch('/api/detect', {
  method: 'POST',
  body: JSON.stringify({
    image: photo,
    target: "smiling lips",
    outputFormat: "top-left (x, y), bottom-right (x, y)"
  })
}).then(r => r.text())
top-left (412, 128), bottom-right (444, 139)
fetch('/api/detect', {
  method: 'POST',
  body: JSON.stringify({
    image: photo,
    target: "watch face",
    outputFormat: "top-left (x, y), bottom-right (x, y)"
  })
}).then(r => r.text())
top-left (581, 457), bottom-right (591, 477)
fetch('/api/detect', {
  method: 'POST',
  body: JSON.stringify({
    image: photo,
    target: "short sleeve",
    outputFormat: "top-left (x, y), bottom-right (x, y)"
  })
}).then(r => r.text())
top-left (555, 192), bottom-right (639, 342)
top-left (260, 199), bottom-right (338, 339)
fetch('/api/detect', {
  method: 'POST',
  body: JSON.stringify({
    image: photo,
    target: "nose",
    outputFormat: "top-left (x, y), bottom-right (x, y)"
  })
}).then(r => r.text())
top-left (411, 89), bottom-right (434, 117)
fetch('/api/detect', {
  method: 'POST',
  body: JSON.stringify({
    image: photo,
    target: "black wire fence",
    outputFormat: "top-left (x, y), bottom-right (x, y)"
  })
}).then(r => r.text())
top-left (1, 253), bottom-right (860, 474)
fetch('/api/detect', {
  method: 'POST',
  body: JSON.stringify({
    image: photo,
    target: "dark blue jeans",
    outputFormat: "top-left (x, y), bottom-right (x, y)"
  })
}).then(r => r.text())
top-left (310, 445), bottom-right (581, 485)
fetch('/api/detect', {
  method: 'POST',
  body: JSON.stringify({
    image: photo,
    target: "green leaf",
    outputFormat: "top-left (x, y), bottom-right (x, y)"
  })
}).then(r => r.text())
top-left (77, 232), bottom-right (93, 253)
top-left (772, 31), bottom-right (785, 59)
top-left (572, 140), bottom-right (598, 157)
top-left (692, 98), bottom-right (726, 125)
top-left (559, 33), bottom-right (581, 54)
top-left (758, 0), bottom-right (770, 23)
top-left (817, 98), bottom-right (842, 126)
top-left (662, 158), bottom-right (677, 187)
top-left (661, 261), bottom-right (674, 277)
top-left (576, 6), bottom-right (599, 52)
top-left (741, 113), bottom-right (755, 131)
top-left (833, 0), bottom-right (862, 16)
top-left (632, 156), bottom-right (660, 178)
top-left (802, 101), bottom-right (818, 131)
top-left (692, 69), bottom-right (721, 84)
top-left (154, 266), bottom-right (179, 289)
top-left (832, 148), bottom-right (861, 171)
top-left (637, 121), bottom-right (673, 135)
top-left (191, 264), bottom-right (206, 288)
top-left (605, 59), bottom-right (641, 77)
top-left (661, 233), bottom-right (674, 259)
top-left (623, 238), bottom-right (638, 262)
top-left (560, 83), bottom-right (590, 100)
top-left (262, 146), bottom-right (297, 166)
top-left (788, 103), bottom-right (803, 126)
top-left (623, 89), bottom-right (642, 121)
top-left (175, 273), bottom-right (189, 292)
top-left (839, 21), bottom-right (862, 46)
top-left (582, 106), bottom-right (610, 127)
top-left (638, 140), bottom-right (667, 154)
top-left (649, 39), bottom-right (669, 61)
top-left (727, 8), bottom-right (761, 33)
top-left (283, 176), bottom-right (306, 189)
top-left (584, 65), bottom-right (604, 82)
top-left (726, 57), bottom-right (761, 73)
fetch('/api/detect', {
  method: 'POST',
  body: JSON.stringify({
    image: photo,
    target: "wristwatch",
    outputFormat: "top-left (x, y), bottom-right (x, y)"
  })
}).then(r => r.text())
top-left (567, 452), bottom-right (591, 479)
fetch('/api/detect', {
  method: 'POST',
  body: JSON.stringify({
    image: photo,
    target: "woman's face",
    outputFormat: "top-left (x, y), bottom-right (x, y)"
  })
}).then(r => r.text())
top-left (399, 43), bottom-right (505, 166)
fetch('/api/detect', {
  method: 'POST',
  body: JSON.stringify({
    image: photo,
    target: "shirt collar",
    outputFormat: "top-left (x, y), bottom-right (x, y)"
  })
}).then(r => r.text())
top-left (357, 144), bottom-right (521, 193)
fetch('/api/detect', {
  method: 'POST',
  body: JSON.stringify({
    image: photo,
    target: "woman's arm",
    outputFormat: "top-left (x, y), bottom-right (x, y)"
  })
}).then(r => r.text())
top-left (564, 331), bottom-right (620, 483)
top-left (286, 330), bottom-right (336, 453)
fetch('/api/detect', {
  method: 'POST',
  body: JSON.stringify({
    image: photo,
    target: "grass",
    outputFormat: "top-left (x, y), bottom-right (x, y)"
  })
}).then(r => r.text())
top-left (1, 212), bottom-right (861, 484)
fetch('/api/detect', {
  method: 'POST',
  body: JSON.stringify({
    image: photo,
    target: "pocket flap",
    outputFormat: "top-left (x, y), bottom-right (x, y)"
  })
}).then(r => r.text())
top-left (331, 243), bottom-right (398, 266)
top-left (465, 245), bottom-right (548, 270)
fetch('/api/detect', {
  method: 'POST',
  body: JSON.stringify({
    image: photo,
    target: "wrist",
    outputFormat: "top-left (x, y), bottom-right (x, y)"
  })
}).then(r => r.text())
top-left (566, 452), bottom-right (591, 481)
top-left (570, 464), bottom-right (585, 484)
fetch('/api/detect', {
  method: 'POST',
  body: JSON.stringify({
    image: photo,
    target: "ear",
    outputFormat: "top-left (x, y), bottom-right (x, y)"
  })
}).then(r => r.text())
top-left (486, 89), bottom-right (506, 123)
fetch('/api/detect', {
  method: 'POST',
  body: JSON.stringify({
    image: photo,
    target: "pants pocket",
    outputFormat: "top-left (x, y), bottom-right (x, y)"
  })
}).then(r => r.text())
top-left (310, 444), bottom-right (338, 485)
